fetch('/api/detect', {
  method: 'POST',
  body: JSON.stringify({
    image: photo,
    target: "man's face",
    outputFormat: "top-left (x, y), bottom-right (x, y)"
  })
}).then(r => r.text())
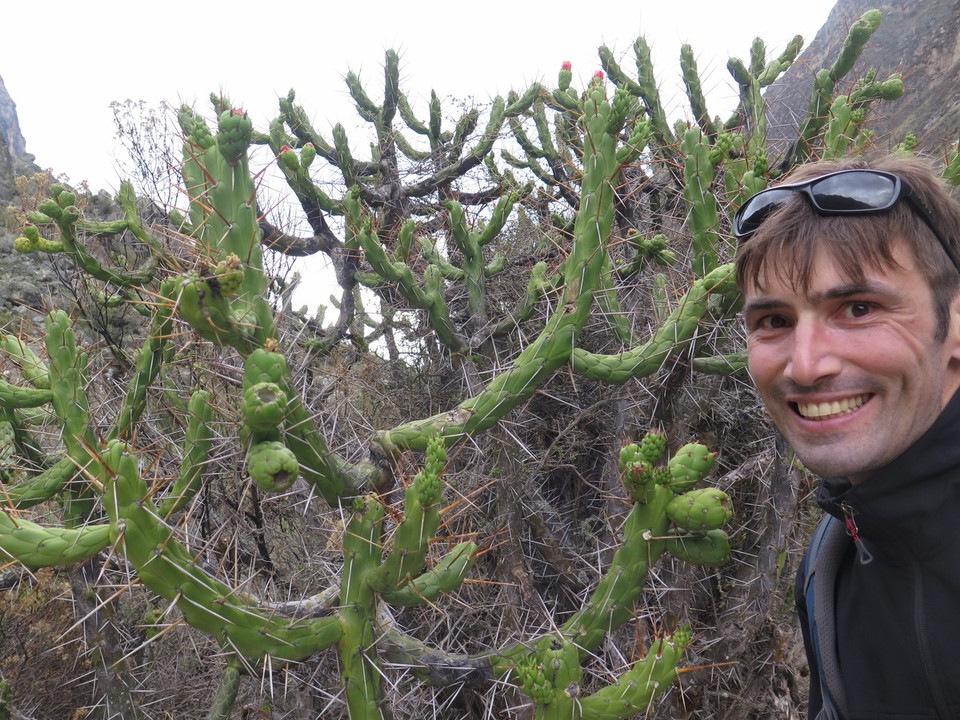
top-left (743, 242), bottom-right (960, 483)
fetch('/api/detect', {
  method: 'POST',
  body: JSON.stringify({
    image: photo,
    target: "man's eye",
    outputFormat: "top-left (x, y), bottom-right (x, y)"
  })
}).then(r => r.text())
top-left (845, 302), bottom-right (873, 318)
top-left (756, 315), bottom-right (789, 330)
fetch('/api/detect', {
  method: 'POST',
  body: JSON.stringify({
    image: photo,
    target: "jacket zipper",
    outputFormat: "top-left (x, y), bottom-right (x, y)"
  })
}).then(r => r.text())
top-left (840, 502), bottom-right (873, 565)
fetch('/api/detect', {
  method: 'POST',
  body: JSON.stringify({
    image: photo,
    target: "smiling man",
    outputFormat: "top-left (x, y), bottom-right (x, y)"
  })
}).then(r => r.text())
top-left (734, 155), bottom-right (960, 719)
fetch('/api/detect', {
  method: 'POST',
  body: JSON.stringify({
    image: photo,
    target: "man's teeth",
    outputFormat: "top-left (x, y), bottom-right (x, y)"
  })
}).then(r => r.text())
top-left (797, 395), bottom-right (869, 420)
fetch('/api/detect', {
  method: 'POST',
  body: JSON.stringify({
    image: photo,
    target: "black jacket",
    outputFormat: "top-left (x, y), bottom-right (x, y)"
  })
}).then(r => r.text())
top-left (796, 389), bottom-right (960, 719)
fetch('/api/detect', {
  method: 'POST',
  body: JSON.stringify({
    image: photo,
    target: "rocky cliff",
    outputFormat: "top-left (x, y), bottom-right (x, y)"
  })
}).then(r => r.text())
top-left (765, 0), bottom-right (960, 159)
top-left (0, 75), bottom-right (36, 203)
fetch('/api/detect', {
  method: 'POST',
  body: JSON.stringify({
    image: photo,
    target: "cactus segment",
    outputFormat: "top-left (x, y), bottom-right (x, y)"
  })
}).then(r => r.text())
top-left (578, 632), bottom-right (689, 718)
top-left (247, 441), bottom-right (299, 493)
top-left (666, 487), bottom-right (732, 532)
top-left (44, 311), bottom-right (99, 524)
top-left (0, 511), bottom-right (111, 569)
top-left (158, 391), bottom-right (214, 517)
top-left (1, 457), bottom-right (75, 509)
top-left (379, 541), bottom-right (477, 606)
top-left (664, 529), bottom-right (731, 566)
top-left (571, 264), bottom-right (737, 384)
top-left (0, 379), bottom-right (52, 409)
top-left (368, 436), bottom-right (446, 593)
top-left (243, 382), bottom-right (288, 436)
top-left (0, 336), bottom-right (50, 390)
top-left (216, 109), bottom-right (253, 165)
top-left (666, 443), bottom-right (716, 493)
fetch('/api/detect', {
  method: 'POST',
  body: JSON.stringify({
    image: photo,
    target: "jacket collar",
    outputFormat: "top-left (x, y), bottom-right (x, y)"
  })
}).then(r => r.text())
top-left (818, 388), bottom-right (960, 549)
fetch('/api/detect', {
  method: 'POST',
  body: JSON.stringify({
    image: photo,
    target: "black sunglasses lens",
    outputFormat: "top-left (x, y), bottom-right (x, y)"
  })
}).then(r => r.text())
top-left (809, 172), bottom-right (898, 212)
top-left (736, 190), bottom-right (791, 237)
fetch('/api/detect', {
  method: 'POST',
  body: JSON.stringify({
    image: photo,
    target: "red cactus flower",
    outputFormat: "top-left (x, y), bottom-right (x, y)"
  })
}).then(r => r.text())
top-left (280, 145), bottom-right (293, 154)
top-left (561, 60), bottom-right (572, 71)
top-left (232, 108), bottom-right (246, 116)
top-left (593, 70), bottom-right (605, 80)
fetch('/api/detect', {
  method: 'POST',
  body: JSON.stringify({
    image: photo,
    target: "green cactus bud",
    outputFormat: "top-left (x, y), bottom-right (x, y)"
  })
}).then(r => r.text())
top-left (639, 431), bottom-right (667, 464)
top-left (618, 443), bottom-right (643, 472)
top-left (515, 656), bottom-right (554, 705)
top-left (247, 440), bottom-right (299, 492)
top-left (666, 487), bottom-right (732, 532)
top-left (13, 235), bottom-right (34, 253)
top-left (243, 382), bottom-right (288, 435)
top-left (21, 224), bottom-right (40, 242)
top-left (666, 442), bottom-right (716, 492)
top-left (671, 624), bottom-right (693, 652)
top-left (217, 108), bottom-right (253, 165)
top-left (300, 141), bottom-right (316, 168)
top-left (278, 145), bottom-right (300, 172)
top-left (558, 60), bottom-right (572, 92)
top-left (211, 253), bottom-right (244, 296)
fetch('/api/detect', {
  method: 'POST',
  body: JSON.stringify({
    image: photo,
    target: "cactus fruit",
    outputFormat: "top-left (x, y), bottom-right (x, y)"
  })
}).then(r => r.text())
top-left (242, 382), bottom-right (288, 436)
top-left (666, 442), bottom-right (716, 492)
top-left (666, 487), bottom-right (733, 532)
top-left (247, 441), bottom-right (299, 492)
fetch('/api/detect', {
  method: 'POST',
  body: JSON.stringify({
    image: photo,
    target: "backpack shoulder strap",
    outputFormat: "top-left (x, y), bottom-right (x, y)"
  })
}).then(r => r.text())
top-left (803, 515), bottom-right (848, 719)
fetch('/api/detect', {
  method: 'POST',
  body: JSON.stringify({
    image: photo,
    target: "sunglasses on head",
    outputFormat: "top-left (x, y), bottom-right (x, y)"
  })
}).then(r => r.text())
top-left (733, 168), bottom-right (960, 272)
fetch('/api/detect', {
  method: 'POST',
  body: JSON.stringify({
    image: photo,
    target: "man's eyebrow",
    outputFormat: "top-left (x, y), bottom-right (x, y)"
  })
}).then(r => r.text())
top-left (743, 281), bottom-right (900, 314)
top-left (743, 297), bottom-right (787, 315)
top-left (810, 281), bottom-right (900, 303)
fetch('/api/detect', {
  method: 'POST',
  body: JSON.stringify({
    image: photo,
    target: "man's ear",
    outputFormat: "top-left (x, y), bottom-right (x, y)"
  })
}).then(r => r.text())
top-left (949, 291), bottom-right (960, 361)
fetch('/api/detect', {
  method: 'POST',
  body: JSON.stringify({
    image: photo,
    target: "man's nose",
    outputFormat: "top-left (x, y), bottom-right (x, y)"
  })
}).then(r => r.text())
top-left (784, 318), bottom-right (842, 387)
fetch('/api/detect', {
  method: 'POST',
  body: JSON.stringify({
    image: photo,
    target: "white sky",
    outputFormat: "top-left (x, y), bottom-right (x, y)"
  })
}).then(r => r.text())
top-left (2, 1), bottom-right (837, 192)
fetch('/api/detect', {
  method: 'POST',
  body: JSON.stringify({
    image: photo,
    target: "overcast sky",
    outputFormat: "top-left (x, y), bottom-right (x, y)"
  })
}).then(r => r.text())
top-left (2, 1), bottom-right (838, 192)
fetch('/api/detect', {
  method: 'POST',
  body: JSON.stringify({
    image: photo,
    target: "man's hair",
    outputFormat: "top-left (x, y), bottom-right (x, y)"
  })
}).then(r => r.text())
top-left (734, 154), bottom-right (960, 341)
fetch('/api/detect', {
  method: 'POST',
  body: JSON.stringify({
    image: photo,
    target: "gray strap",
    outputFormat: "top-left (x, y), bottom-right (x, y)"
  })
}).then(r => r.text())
top-left (814, 520), bottom-right (850, 719)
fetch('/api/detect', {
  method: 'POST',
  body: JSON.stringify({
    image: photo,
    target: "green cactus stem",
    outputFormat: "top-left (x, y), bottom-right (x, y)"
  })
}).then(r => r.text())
top-left (794, 9), bottom-right (883, 163)
top-left (367, 435), bottom-right (445, 593)
top-left (206, 658), bottom-right (243, 720)
top-left (570, 264), bottom-right (736, 383)
top-left (44, 311), bottom-right (100, 525)
top-left (177, 104), bottom-right (275, 347)
top-left (338, 495), bottom-right (388, 720)
top-left (103, 439), bottom-right (343, 661)
top-left (1, 457), bottom-right (76, 509)
top-left (681, 128), bottom-right (722, 276)
top-left (110, 285), bottom-right (174, 441)
top-left (379, 541), bottom-right (478, 606)
top-left (0, 336), bottom-right (50, 390)
top-left (680, 44), bottom-right (715, 138)
top-left (158, 391), bottom-right (214, 517)
top-left (0, 511), bottom-right (111, 568)
top-left (577, 630), bottom-right (690, 718)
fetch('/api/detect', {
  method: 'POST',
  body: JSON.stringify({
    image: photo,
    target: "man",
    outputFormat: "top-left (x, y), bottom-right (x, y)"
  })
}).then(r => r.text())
top-left (734, 154), bottom-right (960, 719)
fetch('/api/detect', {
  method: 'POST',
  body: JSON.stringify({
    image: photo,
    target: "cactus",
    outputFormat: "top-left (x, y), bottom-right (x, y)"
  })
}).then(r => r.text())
top-left (0, 12), bottom-right (914, 716)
